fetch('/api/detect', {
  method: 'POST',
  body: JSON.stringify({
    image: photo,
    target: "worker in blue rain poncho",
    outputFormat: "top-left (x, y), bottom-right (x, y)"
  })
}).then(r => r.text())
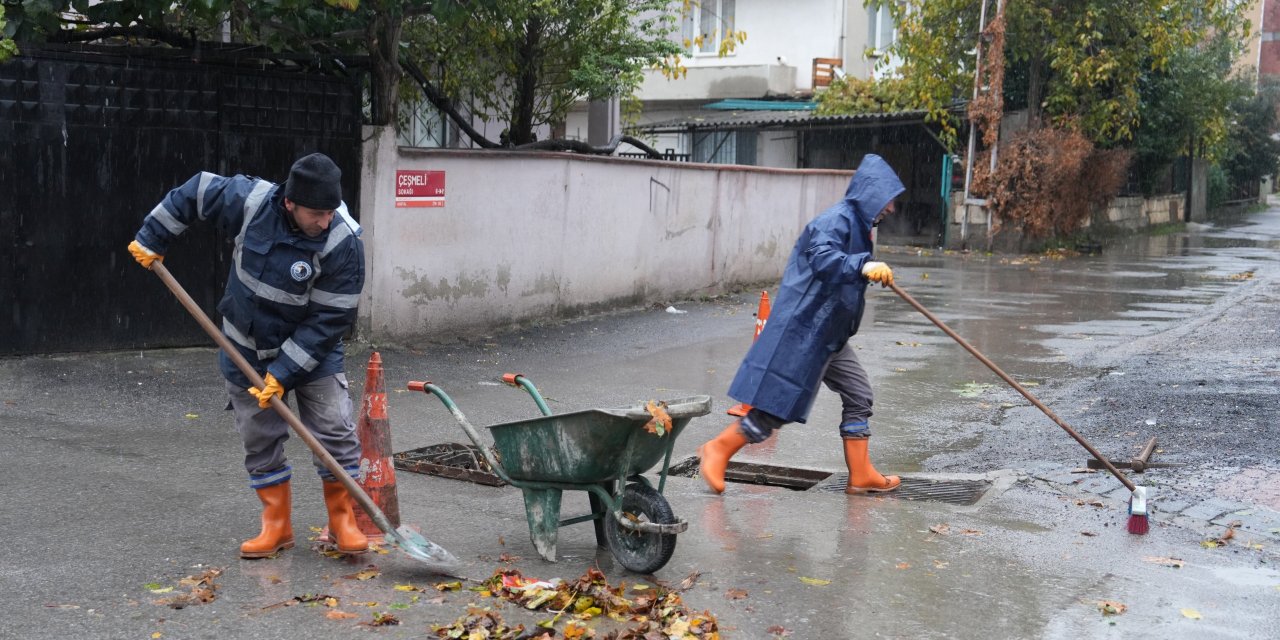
top-left (700, 153), bottom-right (904, 495)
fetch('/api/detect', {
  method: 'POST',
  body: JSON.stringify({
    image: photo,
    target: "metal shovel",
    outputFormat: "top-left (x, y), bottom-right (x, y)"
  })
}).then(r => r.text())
top-left (150, 261), bottom-right (458, 571)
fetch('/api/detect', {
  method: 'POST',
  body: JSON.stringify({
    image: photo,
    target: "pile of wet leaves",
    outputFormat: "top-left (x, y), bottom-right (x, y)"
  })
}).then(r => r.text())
top-left (148, 568), bottom-right (223, 609)
top-left (431, 567), bottom-right (719, 639)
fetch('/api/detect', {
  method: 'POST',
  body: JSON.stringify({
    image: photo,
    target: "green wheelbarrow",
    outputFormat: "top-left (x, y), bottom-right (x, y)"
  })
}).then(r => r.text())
top-left (408, 374), bottom-right (711, 574)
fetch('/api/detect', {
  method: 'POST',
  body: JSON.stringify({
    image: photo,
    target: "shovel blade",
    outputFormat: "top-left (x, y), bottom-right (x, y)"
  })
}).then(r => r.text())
top-left (387, 525), bottom-right (459, 570)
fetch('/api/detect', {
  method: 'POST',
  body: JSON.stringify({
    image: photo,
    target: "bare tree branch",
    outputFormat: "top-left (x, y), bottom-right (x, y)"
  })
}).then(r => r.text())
top-left (513, 134), bottom-right (663, 159)
top-left (48, 25), bottom-right (193, 48)
top-left (401, 55), bottom-right (501, 148)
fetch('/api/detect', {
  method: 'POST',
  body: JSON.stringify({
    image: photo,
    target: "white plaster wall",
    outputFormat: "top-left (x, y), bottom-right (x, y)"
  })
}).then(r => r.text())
top-left (356, 127), bottom-right (851, 343)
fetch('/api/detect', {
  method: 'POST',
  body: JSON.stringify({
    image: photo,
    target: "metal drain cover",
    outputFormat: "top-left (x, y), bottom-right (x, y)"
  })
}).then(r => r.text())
top-left (669, 456), bottom-right (833, 490)
top-left (814, 474), bottom-right (990, 505)
top-left (394, 442), bottom-right (506, 486)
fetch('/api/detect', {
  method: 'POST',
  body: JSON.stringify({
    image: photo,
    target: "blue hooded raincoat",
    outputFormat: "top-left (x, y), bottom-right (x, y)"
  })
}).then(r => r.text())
top-left (727, 154), bottom-right (904, 423)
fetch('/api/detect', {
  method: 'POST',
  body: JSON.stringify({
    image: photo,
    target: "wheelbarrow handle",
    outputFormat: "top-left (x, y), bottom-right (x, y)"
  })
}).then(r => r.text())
top-left (407, 380), bottom-right (515, 485)
top-left (150, 262), bottom-right (398, 534)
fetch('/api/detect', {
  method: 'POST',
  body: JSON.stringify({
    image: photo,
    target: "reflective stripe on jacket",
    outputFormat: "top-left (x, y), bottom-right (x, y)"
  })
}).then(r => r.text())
top-left (135, 172), bottom-right (365, 389)
top-left (727, 154), bottom-right (904, 423)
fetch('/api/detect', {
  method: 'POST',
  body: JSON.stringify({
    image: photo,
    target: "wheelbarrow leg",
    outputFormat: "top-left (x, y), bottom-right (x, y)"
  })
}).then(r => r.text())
top-left (588, 484), bottom-right (609, 548)
top-left (522, 488), bottom-right (563, 562)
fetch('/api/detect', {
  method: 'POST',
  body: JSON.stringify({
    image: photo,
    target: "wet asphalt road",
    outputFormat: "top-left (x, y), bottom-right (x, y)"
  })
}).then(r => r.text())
top-left (2, 207), bottom-right (1279, 638)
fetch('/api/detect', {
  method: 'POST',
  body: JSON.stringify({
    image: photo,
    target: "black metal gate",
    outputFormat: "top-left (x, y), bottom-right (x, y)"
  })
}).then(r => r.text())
top-left (0, 45), bottom-right (363, 355)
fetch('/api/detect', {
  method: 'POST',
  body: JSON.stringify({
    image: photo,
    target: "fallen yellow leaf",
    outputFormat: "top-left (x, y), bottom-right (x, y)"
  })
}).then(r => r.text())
top-left (152, 633), bottom-right (162, 639)
top-left (343, 568), bottom-right (380, 581)
top-left (798, 576), bottom-right (831, 586)
top-left (1098, 601), bottom-right (1127, 615)
top-left (326, 610), bottom-right (358, 620)
top-left (324, 597), bottom-right (338, 608)
top-left (1181, 608), bottom-right (1202, 620)
top-left (393, 584), bottom-right (421, 592)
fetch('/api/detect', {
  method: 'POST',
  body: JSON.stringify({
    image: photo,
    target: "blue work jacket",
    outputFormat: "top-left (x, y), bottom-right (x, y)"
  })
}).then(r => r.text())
top-left (727, 154), bottom-right (905, 423)
top-left (135, 172), bottom-right (365, 390)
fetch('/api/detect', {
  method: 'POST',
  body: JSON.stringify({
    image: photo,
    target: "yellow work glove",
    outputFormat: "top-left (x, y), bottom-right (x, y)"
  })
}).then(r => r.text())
top-left (127, 240), bottom-right (164, 270)
top-left (248, 373), bottom-right (285, 409)
top-left (861, 261), bottom-right (894, 287)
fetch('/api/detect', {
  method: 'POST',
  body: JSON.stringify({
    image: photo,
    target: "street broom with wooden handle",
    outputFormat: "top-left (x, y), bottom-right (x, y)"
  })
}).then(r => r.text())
top-left (886, 281), bottom-right (1149, 535)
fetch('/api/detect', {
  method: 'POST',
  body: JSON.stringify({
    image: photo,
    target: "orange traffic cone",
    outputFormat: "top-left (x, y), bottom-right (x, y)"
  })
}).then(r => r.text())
top-left (727, 291), bottom-right (771, 417)
top-left (352, 352), bottom-right (401, 541)
top-left (321, 352), bottom-right (402, 545)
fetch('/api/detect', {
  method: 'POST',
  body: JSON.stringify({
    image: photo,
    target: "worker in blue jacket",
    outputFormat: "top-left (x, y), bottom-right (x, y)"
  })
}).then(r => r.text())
top-left (128, 153), bottom-right (368, 558)
top-left (700, 154), bottom-right (904, 495)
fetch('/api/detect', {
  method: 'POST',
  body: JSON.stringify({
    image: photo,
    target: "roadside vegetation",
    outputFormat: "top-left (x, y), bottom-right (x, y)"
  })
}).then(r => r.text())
top-left (819, 0), bottom-right (1280, 238)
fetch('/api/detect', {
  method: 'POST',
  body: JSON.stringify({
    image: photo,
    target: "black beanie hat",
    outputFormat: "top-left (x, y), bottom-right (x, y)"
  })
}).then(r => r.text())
top-left (284, 153), bottom-right (342, 210)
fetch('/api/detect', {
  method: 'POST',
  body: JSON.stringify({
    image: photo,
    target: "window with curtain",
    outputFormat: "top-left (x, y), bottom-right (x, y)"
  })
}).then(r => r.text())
top-left (681, 0), bottom-right (736, 55)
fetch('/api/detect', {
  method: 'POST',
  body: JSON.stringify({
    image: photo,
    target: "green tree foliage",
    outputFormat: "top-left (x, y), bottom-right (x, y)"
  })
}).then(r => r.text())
top-left (0, 6), bottom-right (18, 62)
top-left (815, 75), bottom-right (918, 116)
top-left (861, 0), bottom-right (1249, 149)
top-left (1222, 79), bottom-right (1280, 187)
top-left (2, 0), bottom-right (690, 146)
top-left (406, 0), bottom-right (682, 146)
top-left (1131, 32), bottom-right (1249, 195)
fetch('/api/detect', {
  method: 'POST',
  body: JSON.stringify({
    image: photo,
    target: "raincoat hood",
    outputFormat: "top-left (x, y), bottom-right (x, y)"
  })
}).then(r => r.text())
top-left (844, 154), bottom-right (905, 228)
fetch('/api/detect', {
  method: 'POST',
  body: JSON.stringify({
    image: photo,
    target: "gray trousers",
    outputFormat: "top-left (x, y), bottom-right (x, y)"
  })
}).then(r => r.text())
top-left (740, 342), bottom-right (874, 443)
top-left (225, 373), bottom-right (361, 489)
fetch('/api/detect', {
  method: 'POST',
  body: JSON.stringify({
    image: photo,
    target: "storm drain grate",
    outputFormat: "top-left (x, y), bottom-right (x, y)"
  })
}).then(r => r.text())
top-left (668, 457), bottom-right (832, 490)
top-left (814, 475), bottom-right (990, 505)
top-left (394, 443), bottom-right (506, 486)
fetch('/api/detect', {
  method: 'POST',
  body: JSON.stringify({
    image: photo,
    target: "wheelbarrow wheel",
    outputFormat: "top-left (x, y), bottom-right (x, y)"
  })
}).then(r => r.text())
top-left (603, 482), bottom-right (677, 574)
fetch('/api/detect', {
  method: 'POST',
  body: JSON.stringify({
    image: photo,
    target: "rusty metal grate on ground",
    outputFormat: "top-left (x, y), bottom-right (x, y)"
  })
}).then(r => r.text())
top-left (814, 474), bottom-right (990, 505)
top-left (394, 443), bottom-right (506, 486)
top-left (669, 457), bottom-right (832, 490)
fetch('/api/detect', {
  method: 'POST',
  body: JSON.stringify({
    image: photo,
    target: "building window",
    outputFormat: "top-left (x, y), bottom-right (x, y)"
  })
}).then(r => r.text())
top-left (682, 0), bottom-right (736, 56)
top-left (867, 3), bottom-right (901, 79)
top-left (691, 130), bottom-right (756, 165)
top-left (397, 98), bottom-right (448, 148)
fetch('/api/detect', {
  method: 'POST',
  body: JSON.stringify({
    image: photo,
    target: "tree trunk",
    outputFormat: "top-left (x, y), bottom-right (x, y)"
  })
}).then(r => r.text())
top-left (367, 9), bottom-right (404, 126)
top-left (1026, 52), bottom-right (1044, 130)
top-left (510, 11), bottom-right (543, 145)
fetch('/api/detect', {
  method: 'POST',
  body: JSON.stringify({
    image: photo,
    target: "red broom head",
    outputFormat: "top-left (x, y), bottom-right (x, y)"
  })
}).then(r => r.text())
top-left (1127, 513), bottom-right (1149, 535)
top-left (1127, 487), bottom-right (1149, 536)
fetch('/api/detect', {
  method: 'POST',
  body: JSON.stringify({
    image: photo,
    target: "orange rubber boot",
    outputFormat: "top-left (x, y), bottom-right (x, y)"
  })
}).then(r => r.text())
top-left (240, 481), bottom-right (295, 558)
top-left (843, 437), bottom-right (900, 494)
top-left (698, 422), bottom-right (750, 494)
top-left (323, 480), bottom-right (369, 554)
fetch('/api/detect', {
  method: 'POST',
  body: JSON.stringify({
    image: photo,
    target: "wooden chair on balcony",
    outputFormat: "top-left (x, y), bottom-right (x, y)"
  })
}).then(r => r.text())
top-left (812, 57), bottom-right (843, 90)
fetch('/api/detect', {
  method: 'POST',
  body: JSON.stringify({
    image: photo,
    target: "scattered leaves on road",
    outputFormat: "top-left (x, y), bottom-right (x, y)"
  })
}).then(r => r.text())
top-left (1142, 556), bottom-right (1185, 568)
top-left (365, 611), bottom-right (400, 627)
top-left (325, 610), bottom-right (358, 620)
top-left (725, 588), bottom-right (749, 600)
top-left (954, 382), bottom-right (994, 398)
top-left (767, 625), bottom-right (792, 637)
top-left (1181, 608), bottom-right (1202, 620)
top-left (798, 576), bottom-right (831, 586)
top-left (1202, 522), bottom-right (1240, 548)
top-left (151, 568), bottom-right (222, 609)
top-left (431, 567), bottom-right (719, 639)
top-left (1098, 601), bottom-right (1127, 615)
top-left (342, 567), bottom-right (380, 581)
